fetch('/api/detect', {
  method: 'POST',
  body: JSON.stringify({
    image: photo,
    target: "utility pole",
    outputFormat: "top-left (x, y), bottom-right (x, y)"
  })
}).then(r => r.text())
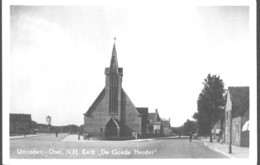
top-left (229, 110), bottom-right (232, 153)
top-left (210, 113), bottom-right (213, 142)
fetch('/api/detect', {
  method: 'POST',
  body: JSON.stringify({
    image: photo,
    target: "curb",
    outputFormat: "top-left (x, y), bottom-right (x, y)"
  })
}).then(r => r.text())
top-left (10, 135), bottom-right (39, 140)
top-left (62, 138), bottom-right (155, 143)
top-left (203, 142), bottom-right (234, 158)
top-left (61, 135), bottom-right (178, 143)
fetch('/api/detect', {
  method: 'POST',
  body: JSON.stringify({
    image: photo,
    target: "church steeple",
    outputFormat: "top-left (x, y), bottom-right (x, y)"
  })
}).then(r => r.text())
top-left (110, 41), bottom-right (118, 72)
top-left (108, 41), bottom-right (120, 115)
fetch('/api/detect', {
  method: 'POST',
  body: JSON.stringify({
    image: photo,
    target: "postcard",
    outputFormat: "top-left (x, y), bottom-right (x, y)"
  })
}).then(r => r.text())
top-left (2, 0), bottom-right (257, 165)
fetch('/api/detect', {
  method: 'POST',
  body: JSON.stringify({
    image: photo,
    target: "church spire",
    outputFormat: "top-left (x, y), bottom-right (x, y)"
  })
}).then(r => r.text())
top-left (110, 39), bottom-right (118, 72)
top-left (109, 38), bottom-right (119, 115)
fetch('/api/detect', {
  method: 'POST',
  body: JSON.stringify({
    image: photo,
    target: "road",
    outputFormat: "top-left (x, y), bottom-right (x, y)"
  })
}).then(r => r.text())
top-left (10, 134), bottom-right (228, 159)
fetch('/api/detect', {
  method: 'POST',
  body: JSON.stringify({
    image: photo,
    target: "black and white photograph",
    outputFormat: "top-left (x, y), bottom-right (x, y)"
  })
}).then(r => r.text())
top-left (2, 0), bottom-right (257, 164)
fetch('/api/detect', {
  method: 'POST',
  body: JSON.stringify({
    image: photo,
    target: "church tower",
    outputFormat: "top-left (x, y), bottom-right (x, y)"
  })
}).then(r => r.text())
top-left (104, 43), bottom-right (123, 116)
top-left (84, 41), bottom-right (147, 138)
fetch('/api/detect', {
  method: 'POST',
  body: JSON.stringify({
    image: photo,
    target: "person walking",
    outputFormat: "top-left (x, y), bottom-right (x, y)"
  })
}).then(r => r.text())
top-left (56, 131), bottom-right (58, 138)
top-left (189, 132), bottom-right (192, 142)
top-left (219, 130), bottom-right (223, 144)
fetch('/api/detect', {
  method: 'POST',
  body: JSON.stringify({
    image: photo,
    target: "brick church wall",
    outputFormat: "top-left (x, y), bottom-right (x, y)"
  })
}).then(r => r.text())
top-left (84, 90), bottom-right (110, 137)
top-left (121, 89), bottom-right (142, 136)
top-left (84, 88), bottom-right (142, 137)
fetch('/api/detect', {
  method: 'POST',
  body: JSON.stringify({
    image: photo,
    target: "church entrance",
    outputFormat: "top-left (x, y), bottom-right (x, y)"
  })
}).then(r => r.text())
top-left (105, 117), bottom-right (120, 137)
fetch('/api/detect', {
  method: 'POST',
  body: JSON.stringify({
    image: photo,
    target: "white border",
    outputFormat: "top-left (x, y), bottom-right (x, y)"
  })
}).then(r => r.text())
top-left (2, 0), bottom-right (257, 165)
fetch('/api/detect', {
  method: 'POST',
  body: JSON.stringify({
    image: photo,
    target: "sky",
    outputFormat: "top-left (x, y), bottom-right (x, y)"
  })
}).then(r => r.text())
top-left (9, 5), bottom-right (254, 127)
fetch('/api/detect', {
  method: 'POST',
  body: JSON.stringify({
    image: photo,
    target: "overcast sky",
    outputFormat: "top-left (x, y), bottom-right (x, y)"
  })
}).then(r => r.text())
top-left (9, 5), bottom-right (253, 127)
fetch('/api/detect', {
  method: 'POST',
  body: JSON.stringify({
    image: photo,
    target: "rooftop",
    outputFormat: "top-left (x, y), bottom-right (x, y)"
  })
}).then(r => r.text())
top-left (228, 86), bottom-right (249, 118)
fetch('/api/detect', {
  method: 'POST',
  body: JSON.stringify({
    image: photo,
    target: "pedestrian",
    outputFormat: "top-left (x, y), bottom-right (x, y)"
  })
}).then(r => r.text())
top-left (219, 130), bottom-right (223, 144)
top-left (56, 131), bottom-right (58, 138)
top-left (189, 132), bottom-right (192, 142)
top-left (83, 131), bottom-right (88, 140)
top-left (78, 131), bottom-right (80, 140)
top-left (86, 132), bottom-right (89, 140)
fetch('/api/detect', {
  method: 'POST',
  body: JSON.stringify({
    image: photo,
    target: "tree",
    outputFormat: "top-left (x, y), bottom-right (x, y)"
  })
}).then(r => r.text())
top-left (182, 119), bottom-right (197, 136)
top-left (171, 126), bottom-right (184, 137)
top-left (195, 74), bottom-right (225, 142)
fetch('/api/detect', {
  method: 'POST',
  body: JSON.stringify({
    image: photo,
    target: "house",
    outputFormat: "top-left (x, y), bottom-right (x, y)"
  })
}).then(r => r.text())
top-left (147, 109), bottom-right (162, 135)
top-left (83, 43), bottom-right (148, 138)
top-left (224, 87), bottom-right (249, 147)
top-left (136, 108), bottom-right (149, 136)
top-left (161, 119), bottom-right (172, 136)
top-left (10, 113), bottom-right (32, 135)
top-left (211, 120), bottom-right (222, 140)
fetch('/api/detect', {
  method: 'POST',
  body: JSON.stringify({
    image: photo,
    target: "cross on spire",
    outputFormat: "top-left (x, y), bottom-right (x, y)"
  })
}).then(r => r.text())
top-left (114, 37), bottom-right (116, 44)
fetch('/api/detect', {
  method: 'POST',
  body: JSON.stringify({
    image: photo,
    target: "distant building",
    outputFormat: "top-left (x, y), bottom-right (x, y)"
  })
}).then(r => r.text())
top-left (147, 110), bottom-right (172, 136)
top-left (37, 123), bottom-right (51, 133)
top-left (83, 43), bottom-right (148, 138)
top-left (10, 114), bottom-right (32, 135)
top-left (162, 119), bottom-right (172, 136)
top-left (224, 87), bottom-right (249, 147)
top-left (136, 108), bottom-right (149, 136)
top-left (46, 115), bottom-right (51, 126)
top-left (31, 120), bottom-right (39, 133)
top-left (211, 120), bottom-right (222, 140)
top-left (148, 109), bottom-right (162, 135)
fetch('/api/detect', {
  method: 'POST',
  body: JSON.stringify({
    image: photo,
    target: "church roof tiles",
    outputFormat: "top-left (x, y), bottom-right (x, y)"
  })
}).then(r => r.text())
top-left (85, 88), bottom-right (106, 117)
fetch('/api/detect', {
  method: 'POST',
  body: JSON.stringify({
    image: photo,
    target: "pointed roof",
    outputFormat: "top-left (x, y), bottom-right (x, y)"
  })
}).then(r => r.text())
top-left (148, 112), bottom-right (161, 122)
top-left (136, 108), bottom-right (148, 116)
top-left (228, 86), bottom-right (249, 118)
top-left (84, 88), bottom-right (106, 117)
top-left (106, 116), bottom-right (120, 128)
top-left (110, 43), bottom-right (118, 71)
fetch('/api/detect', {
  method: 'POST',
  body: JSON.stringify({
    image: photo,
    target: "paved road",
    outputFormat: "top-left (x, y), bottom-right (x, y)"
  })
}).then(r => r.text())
top-left (10, 134), bottom-right (228, 159)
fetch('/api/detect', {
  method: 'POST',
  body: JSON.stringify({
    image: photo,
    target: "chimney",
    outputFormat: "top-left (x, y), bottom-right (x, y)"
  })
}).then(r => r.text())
top-left (155, 109), bottom-right (158, 114)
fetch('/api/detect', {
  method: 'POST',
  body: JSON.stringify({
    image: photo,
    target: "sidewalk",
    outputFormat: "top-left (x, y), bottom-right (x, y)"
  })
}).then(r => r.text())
top-left (61, 135), bottom-right (178, 143)
top-left (10, 134), bottom-right (39, 140)
top-left (201, 138), bottom-right (249, 158)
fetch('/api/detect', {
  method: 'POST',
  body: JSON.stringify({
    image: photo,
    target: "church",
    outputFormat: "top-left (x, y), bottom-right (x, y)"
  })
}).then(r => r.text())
top-left (83, 42), bottom-right (148, 138)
